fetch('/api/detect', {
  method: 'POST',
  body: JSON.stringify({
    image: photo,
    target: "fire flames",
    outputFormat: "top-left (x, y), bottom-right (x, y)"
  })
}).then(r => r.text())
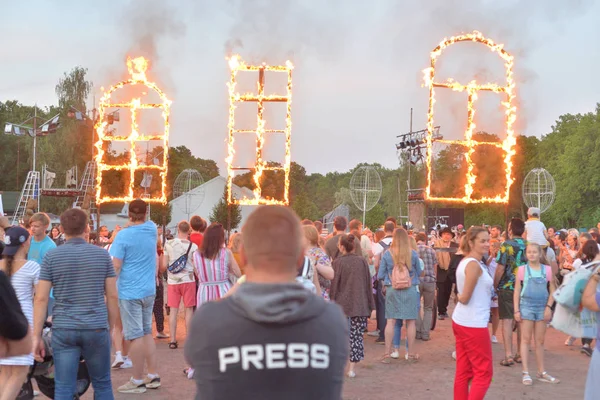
top-left (423, 31), bottom-right (516, 204)
top-left (94, 56), bottom-right (171, 204)
top-left (226, 54), bottom-right (293, 205)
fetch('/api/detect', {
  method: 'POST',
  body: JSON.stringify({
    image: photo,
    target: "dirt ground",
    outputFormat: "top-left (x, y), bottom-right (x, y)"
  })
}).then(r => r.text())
top-left (37, 306), bottom-right (591, 400)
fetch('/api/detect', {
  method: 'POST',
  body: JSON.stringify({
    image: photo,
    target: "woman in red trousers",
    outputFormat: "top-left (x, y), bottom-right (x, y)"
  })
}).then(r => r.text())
top-left (452, 226), bottom-right (493, 400)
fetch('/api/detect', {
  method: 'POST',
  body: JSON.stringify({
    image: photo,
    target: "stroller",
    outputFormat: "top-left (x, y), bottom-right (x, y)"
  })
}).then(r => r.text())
top-left (17, 323), bottom-right (91, 400)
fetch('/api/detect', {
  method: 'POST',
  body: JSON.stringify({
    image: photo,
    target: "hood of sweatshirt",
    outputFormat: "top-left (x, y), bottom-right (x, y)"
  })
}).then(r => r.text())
top-left (228, 282), bottom-right (327, 325)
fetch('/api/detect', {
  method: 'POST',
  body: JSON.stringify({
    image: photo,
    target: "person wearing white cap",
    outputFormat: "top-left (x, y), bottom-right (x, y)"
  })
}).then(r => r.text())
top-left (523, 207), bottom-right (549, 247)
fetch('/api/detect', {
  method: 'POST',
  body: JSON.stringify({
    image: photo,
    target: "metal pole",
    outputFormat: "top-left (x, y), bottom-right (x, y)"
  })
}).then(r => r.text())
top-left (362, 172), bottom-right (367, 226)
top-left (32, 106), bottom-right (37, 172)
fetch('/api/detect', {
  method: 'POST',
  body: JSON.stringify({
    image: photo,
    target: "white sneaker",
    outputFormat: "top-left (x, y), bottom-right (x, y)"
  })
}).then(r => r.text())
top-left (366, 330), bottom-right (380, 337)
top-left (120, 358), bottom-right (133, 369)
top-left (347, 370), bottom-right (356, 378)
top-left (390, 350), bottom-right (400, 359)
top-left (565, 336), bottom-right (576, 346)
top-left (491, 335), bottom-right (498, 343)
top-left (111, 353), bottom-right (124, 369)
top-left (452, 351), bottom-right (457, 360)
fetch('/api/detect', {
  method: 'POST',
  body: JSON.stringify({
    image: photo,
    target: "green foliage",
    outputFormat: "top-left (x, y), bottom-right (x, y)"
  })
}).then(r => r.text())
top-left (150, 202), bottom-right (172, 227)
top-left (210, 189), bottom-right (242, 230)
top-left (365, 203), bottom-right (386, 229)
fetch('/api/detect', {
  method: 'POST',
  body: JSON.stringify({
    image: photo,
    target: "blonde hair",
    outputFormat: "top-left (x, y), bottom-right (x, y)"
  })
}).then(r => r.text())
top-left (526, 242), bottom-right (548, 265)
top-left (302, 225), bottom-right (320, 247)
top-left (30, 212), bottom-right (50, 227)
top-left (228, 232), bottom-right (243, 253)
top-left (409, 236), bottom-right (418, 251)
top-left (390, 228), bottom-right (412, 270)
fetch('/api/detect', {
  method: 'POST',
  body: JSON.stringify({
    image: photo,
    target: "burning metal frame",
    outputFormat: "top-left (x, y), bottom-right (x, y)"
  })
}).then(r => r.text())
top-left (94, 56), bottom-right (170, 205)
top-left (423, 31), bottom-right (517, 204)
top-left (226, 55), bottom-right (293, 205)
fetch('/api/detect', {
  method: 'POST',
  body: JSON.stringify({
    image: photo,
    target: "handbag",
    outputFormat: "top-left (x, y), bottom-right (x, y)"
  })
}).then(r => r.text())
top-left (553, 261), bottom-right (600, 312)
top-left (167, 242), bottom-right (193, 274)
top-left (551, 303), bottom-right (598, 339)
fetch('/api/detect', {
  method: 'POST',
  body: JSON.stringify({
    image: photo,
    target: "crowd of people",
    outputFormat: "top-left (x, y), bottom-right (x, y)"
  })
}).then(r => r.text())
top-left (0, 202), bottom-right (599, 399)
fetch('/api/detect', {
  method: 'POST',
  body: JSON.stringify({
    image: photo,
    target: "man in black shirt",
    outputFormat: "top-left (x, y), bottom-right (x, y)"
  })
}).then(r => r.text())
top-left (0, 270), bottom-right (31, 357)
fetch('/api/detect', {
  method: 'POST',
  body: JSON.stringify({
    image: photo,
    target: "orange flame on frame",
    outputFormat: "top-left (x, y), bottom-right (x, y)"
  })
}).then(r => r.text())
top-left (226, 54), bottom-right (293, 206)
top-left (94, 56), bottom-right (171, 205)
top-left (423, 31), bottom-right (517, 204)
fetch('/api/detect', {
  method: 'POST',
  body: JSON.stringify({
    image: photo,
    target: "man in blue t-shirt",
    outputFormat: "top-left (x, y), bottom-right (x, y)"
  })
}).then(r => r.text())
top-left (28, 212), bottom-right (56, 265)
top-left (109, 199), bottom-right (160, 394)
top-left (28, 213), bottom-right (57, 317)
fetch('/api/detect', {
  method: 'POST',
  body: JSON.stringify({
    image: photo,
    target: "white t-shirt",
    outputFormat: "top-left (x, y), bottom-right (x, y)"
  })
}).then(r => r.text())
top-left (525, 219), bottom-right (547, 246)
top-left (452, 257), bottom-right (493, 328)
top-left (164, 238), bottom-right (198, 285)
top-left (545, 247), bottom-right (556, 263)
top-left (372, 237), bottom-right (392, 257)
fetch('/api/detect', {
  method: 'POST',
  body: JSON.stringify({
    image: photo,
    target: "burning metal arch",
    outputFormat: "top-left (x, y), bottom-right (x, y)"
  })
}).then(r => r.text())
top-left (94, 57), bottom-right (171, 205)
top-left (423, 31), bottom-right (517, 204)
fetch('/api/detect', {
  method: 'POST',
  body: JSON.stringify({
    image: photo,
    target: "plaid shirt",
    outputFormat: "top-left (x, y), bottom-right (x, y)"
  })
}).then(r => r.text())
top-left (418, 243), bottom-right (437, 283)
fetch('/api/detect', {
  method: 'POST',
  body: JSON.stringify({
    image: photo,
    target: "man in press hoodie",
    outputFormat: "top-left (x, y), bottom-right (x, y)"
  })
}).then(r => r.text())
top-left (185, 205), bottom-right (348, 400)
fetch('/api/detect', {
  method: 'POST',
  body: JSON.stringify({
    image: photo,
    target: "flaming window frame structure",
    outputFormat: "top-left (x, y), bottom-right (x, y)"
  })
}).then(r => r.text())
top-left (94, 56), bottom-right (171, 205)
top-left (226, 55), bottom-right (293, 206)
top-left (423, 31), bottom-right (517, 204)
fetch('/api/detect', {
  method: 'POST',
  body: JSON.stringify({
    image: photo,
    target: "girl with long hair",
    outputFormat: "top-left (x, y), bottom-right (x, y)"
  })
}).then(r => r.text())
top-left (452, 227), bottom-right (493, 400)
top-left (377, 228), bottom-right (422, 363)
top-left (514, 243), bottom-right (559, 385)
top-left (303, 225), bottom-right (334, 299)
top-left (0, 227), bottom-right (40, 400)
top-left (193, 223), bottom-right (241, 305)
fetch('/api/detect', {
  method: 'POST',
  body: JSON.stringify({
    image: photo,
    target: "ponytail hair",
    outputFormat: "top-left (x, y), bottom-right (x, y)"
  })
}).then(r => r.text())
top-left (339, 234), bottom-right (355, 253)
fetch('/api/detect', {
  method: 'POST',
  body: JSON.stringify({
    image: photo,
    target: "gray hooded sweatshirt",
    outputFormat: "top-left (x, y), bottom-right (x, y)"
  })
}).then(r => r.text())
top-left (185, 282), bottom-right (349, 400)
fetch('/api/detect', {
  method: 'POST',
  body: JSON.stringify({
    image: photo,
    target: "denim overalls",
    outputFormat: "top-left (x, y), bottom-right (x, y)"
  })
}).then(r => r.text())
top-left (520, 264), bottom-right (548, 321)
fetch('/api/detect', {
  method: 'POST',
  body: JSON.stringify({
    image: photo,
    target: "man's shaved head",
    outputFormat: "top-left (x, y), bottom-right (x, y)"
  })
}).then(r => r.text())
top-left (242, 205), bottom-right (303, 273)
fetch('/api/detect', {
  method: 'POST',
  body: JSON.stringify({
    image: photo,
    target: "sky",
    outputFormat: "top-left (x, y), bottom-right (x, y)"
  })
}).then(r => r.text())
top-left (1, 0), bottom-right (599, 176)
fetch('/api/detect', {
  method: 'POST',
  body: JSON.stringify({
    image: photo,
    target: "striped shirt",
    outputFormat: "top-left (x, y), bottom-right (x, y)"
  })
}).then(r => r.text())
top-left (40, 238), bottom-right (116, 329)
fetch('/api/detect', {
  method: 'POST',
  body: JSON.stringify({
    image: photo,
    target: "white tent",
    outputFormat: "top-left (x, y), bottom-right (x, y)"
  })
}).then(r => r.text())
top-left (169, 176), bottom-right (256, 229)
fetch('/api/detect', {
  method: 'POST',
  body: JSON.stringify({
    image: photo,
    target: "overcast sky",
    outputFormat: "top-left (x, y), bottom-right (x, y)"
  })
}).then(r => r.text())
top-left (1, 0), bottom-right (598, 175)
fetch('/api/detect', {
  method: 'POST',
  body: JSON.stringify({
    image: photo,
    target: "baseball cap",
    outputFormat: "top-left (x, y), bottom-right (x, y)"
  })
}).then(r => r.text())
top-left (528, 207), bottom-right (541, 217)
top-left (129, 199), bottom-right (148, 215)
top-left (3, 226), bottom-right (30, 256)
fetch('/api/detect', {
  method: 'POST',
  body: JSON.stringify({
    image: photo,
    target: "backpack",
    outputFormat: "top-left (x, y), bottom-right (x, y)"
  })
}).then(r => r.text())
top-left (296, 256), bottom-right (317, 293)
top-left (390, 263), bottom-right (412, 290)
top-left (167, 242), bottom-right (193, 274)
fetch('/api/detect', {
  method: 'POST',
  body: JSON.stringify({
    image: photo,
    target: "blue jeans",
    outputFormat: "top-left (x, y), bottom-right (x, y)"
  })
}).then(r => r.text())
top-left (393, 319), bottom-right (403, 348)
top-left (52, 328), bottom-right (113, 400)
top-left (119, 295), bottom-right (155, 341)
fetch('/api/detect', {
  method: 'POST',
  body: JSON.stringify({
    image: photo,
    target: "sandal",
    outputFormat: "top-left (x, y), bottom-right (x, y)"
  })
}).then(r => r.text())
top-left (380, 354), bottom-right (391, 364)
top-left (406, 354), bottom-right (420, 363)
top-left (537, 371), bottom-right (560, 384)
top-left (169, 342), bottom-right (178, 349)
top-left (522, 372), bottom-right (533, 386)
top-left (500, 355), bottom-right (514, 367)
top-left (514, 353), bottom-right (522, 364)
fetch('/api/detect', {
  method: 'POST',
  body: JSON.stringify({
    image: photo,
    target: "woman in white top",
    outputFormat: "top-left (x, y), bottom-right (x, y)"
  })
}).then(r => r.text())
top-left (0, 227), bottom-right (40, 400)
top-left (452, 226), bottom-right (493, 400)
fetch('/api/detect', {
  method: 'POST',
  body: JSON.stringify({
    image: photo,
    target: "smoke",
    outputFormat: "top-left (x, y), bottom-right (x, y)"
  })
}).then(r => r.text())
top-left (221, 0), bottom-right (352, 64)
top-left (121, 0), bottom-right (186, 62)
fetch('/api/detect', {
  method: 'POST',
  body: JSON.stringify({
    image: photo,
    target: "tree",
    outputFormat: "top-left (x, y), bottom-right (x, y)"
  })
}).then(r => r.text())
top-left (291, 192), bottom-right (320, 220)
top-left (365, 203), bottom-right (386, 229)
top-left (209, 189), bottom-right (242, 230)
top-left (150, 202), bottom-right (172, 227)
top-left (55, 67), bottom-right (93, 113)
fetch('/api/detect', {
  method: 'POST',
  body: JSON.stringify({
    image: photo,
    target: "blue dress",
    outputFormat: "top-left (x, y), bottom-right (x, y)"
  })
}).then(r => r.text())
top-left (378, 250), bottom-right (422, 320)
